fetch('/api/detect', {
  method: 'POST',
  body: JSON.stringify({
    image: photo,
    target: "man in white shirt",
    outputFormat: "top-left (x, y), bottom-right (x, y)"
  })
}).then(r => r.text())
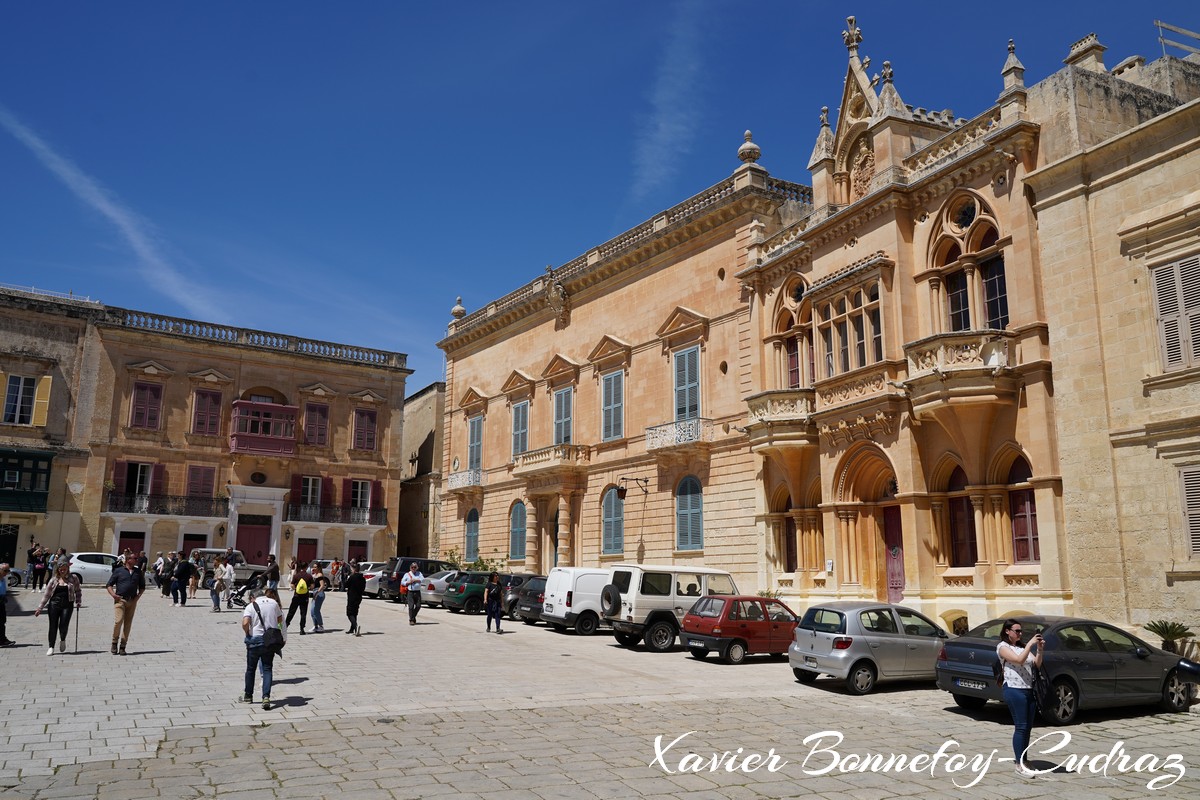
top-left (400, 563), bottom-right (424, 626)
top-left (241, 591), bottom-right (283, 709)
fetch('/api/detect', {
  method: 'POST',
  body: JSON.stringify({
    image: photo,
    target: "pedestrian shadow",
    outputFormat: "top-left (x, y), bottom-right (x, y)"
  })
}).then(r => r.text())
top-left (121, 650), bottom-right (175, 656)
top-left (273, 695), bottom-right (311, 708)
top-left (272, 677), bottom-right (309, 685)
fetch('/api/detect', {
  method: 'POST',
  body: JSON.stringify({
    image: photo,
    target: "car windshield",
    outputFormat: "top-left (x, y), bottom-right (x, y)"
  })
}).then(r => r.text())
top-left (707, 574), bottom-right (737, 595)
top-left (689, 597), bottom-right (725, 618)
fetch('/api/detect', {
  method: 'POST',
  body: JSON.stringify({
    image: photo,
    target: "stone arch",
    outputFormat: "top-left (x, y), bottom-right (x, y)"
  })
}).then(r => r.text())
top-left (774, 310), bottom-right (795, 334)
top-left (929, 452), bottom-right (967, 493)
top-left (987, 442), bottom-right (1033, 485)
top-left (941, 609), bottom-right (972, 636)
top-left (802, 475), bottom-right (823, 509)
top-left (930, 236), bottom-right (962, 270)
top-left (966, 220), bottom-right (1001, 253)
top-left (769, 483), bottom-right (792, 513)
top-left (834, 442), bottom-right (897, 503)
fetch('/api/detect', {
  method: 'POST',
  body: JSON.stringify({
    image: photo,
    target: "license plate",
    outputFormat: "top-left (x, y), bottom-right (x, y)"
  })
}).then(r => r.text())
top-left (688, 639), bottom-right (704, 648)
top-left (544, 604), bottom-right (553, 613)
top-left (804, 656), bottom-right (817, 667)
top-left (955, 678), bottom-right (988, 691)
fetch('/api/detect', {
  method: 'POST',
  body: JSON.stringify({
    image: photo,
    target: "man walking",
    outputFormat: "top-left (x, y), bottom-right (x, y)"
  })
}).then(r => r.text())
top-left (400, 562), bottom-right (424, 626)
top-left (0, 563), bottom-right (15, 647)
top-left (105, 552), bottom-right (145, 655)
top-left (263, 555), bottom-right (280, 591)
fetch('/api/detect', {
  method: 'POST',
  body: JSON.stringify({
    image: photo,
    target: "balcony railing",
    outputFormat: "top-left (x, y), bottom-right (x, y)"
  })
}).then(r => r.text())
top-left (285, 504), bottom-right (387, 526)
top-left (230, 399), bottom-right (298, 456)
top-left (104, 493), bottom-right (229, 517)
top-left (512, 444), bottom-right (590, 478)
top-left (645, 418), bottom-right (715, 452)
top-left (746, 389), bottom-right (816, 424)
top-left (447, 469), bottom-right (485, 492)
top-left (904, 331), bottom-right (1012, 376)
top-left (0, 489), bottom-right (49, 514)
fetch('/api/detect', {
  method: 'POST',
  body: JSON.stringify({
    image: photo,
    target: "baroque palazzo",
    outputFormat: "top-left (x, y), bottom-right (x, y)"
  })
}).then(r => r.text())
top-left (439, 19), bottom-right (1200, 631)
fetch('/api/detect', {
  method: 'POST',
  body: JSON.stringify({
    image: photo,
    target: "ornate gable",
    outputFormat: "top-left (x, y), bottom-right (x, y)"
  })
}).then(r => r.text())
top-left (459, 386), bottom-right (489, 416)
top-left (126, 359), bottom-right (174, 377)
top-left (349, 389), bottom-right (385, 403)
top-left (832, 16), bottom-right (880, 169)
top-left (655, 307), bottom-right (710, 352)
top-left (541, 354), bottom-right (582, 387)
top-left (187, 368), bottom-right (232, 385)
top-left (500, 370), bottom-right (536, 400)
top-left (298, 381), bottom-right (338, 397)
top-left (587, 335), bottom-right (633, 373)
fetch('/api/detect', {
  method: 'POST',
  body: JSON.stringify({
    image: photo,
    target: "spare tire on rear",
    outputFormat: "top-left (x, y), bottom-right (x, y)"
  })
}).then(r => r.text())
top-left (600, 584), bottom-right (621, 617)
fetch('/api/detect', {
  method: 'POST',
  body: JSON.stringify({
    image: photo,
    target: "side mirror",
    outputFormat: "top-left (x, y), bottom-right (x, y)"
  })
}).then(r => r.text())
top-left (937, 629), bottom-right (948, 638)
top-left (1133, 647), bottom-right (1150, 659)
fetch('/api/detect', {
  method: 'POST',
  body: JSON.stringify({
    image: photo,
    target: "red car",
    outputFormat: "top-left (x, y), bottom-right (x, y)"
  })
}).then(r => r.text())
top-left (682, 595), bottom-right (800, 664)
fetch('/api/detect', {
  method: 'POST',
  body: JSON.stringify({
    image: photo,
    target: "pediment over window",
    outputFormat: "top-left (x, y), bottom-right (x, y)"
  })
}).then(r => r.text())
top-left (587, 335), bottom-right (633, 371)
top-left (349, 389), bottom-right (385, 403)
top-left (541, 353), bottom-right (582, 387)
top-left (187, 368), bottom-right (233, 385)
top-left (299, 382), bottom-right (338, 397)
top-left (459, 386), bottom-right (489, 415)
top-left (500, 370), bottom-right (536, 400)
top-left (126, 360), bottom-right (175, 377)
top-left (655, 307), bottom-right (710, 351)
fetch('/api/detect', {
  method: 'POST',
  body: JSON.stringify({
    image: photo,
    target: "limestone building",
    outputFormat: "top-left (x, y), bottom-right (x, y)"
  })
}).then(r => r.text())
top-left (437, 20), bottom-right (1200, 631)
top-left (397, 381), bottom-right (445, 559)
top-left (1, 286), bottom-right (410, 568)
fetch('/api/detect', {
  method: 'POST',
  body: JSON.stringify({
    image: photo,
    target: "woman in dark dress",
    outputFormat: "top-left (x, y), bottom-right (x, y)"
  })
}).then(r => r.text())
top-left (34, 562), bottom-right (81, 655)
top-left (344, 562), bottom-right (366, 636)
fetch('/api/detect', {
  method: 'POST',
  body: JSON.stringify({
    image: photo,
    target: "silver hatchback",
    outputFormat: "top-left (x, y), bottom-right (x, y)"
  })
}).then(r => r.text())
top-left (789, 601), bottom-right (949, 694)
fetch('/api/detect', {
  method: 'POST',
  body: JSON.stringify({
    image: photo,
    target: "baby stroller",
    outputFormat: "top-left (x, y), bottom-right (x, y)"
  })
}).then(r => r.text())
top-left (229, 582), bottom-right (255, 609)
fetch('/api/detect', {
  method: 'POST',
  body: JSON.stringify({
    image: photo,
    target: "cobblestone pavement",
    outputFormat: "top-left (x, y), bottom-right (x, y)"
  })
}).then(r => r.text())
top-left (1, 584), bottom-right (1197, 799)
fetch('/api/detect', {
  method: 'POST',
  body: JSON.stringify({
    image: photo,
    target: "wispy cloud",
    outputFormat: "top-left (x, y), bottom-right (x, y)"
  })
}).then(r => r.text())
top-left (0, 103), bottom-right (226, 321)
top-left (622, 2), bottom-right (705, 212)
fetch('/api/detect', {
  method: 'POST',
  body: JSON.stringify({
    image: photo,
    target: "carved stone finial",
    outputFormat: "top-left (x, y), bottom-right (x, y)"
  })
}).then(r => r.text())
top-left (737, 130), bottom-right (761, 164)
top-left (881, 61), bottom-right (894, 84)
top-left (820, 106), bottom-right (830, 127)
top-left (1008, 39), bottom-right (1015, 55)
top-left (544, 267), bottom-right (570, 325)
top-left (842, 16), bottom-right (863, 54)
top-left (451, 296), bottom-right (466, 319)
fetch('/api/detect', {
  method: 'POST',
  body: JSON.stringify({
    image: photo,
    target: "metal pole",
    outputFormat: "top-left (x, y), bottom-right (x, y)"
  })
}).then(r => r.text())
top-left (75, 605), bottom-right (79, 653)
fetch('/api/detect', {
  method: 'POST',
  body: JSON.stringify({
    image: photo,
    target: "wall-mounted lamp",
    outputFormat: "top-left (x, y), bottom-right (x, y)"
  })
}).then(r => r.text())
top-left (217, 525), bottom-right (226, 538)
top-left (616, 476), bottom-right (650, 500)
top-left (284, 527), bottom-right (293, 541)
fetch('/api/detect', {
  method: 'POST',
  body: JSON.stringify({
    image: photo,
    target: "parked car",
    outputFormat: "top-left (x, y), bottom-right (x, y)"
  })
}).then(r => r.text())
top-left (381, 557), bottom-right (456, 602)
top-left (66, 552), bottom-right (120, 585)
top-left (420, 569), bottom-right (464, 608)
top-left (789, 601), bottom-right (948, 694)
top-left (6, 566), bottom-right (24, 589)
top-left (190, 548), bottom-right (267, 588)
top-left (358, 561), bottom-right (389, 597)
top-left (541, 567), bottom-right (611, 635)
top-left (514, 576), bottom-right (548, 624)
top-left (601, 564), bottom-right (739, 652)
top-left (443, 572), bottom-right (533, 614)
top-left (935, 615), bottom-right (1198, 723)
top-left (503, 574), bottom-right (538, 619)
top-left (683, 595), bottom-right (800, 664)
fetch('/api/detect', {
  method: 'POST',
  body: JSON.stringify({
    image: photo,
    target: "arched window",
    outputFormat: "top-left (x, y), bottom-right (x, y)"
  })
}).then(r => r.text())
top-left (509, 502), bottom-right (526, 560)
top-left (947, 467), bottom-right (976, 567)
top-left (602, 488), bottom-right (624, 555)
top-left (676, 476), bottom-right (704, 551)
top-left (465, 508), bottom-right (479, 562)
top-left (1007, 458), bottom-right (1038, 562)
top-left (933, 197), bottom-right (1007, 332)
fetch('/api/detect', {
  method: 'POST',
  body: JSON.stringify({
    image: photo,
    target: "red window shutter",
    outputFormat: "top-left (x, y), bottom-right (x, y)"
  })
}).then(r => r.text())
top-left (187, 466), bottom-right (215, 497)
top-left (321, 477), bottom-right (334, 507)
top-left (371, 480), bottom-right (383, 509)
top-left (111, 461), bottom-right (128, 495)
top-left (342, 478), bottom-right (353, 509)
top-left (150, 463), bottom-right (166, 496)
top-left (146, 384), bottom-right (162, 429)
top-left (291, 473), bottom-right (302, 502)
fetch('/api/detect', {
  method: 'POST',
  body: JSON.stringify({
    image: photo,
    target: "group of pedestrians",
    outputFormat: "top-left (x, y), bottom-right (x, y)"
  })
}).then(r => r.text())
top-left (23, 544), bottom-right (70, 591)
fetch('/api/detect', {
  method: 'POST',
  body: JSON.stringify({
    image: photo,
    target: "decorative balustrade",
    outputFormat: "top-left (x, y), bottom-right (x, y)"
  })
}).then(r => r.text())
top-left (765, 178), bottom-right (814, 205)
top-left (285, 503), bottom-right (387, 526)
top-left (447, 469), bottom-right (485, 492)
top-left (905, 107), bottom-right (1002, 180)
top-left (104, 493), bottom-right (229, 518)
top-left (816, 368), bottom-right (893, 409)
top-left (512, 444), bottom-right (590, 472)
top-left (746, 389), bottom-right (816, 424)
top-left (904, 331), bottom-right (1012, 376)
top-left (645, 418), bottom-right (715, 452)
top-left (115, 309), bottom-right (407, 369)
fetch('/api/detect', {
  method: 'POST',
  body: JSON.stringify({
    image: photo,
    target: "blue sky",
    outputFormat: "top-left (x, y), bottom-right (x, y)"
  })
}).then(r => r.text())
top-left (1, 2), bottom-right (1196, 390)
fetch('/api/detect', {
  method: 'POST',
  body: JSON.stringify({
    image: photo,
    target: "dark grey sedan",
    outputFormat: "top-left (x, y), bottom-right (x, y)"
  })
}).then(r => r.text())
top-left (935, 615), bottom-right (1197, 724)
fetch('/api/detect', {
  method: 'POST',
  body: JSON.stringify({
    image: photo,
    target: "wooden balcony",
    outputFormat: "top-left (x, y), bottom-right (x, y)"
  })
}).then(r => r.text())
top-left (230, 400), bottom-right (298, 457)
top-left (744, 389), bottom-right (818, 454)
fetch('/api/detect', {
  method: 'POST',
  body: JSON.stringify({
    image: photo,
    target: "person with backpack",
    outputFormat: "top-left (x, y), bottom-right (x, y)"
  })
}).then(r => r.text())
top-left (284, 561), bottom-right (311, 635)
top-left (240, 588), bottom-right (284, 710)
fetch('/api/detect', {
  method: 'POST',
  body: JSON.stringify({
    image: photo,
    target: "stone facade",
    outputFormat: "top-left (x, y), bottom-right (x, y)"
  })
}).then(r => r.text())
top-left (437, 21), bottom-right (1200, 633)
top-left (0, 287), bottom-right (410, 569)
top-left (397, 381), bottom-right (444, 559)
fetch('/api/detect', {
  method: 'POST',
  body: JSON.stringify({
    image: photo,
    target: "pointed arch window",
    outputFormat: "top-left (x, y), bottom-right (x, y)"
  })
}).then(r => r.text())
top-left (676, 476), bottom-right (704, 551)
top-left (947, 467), bottom-right (977, 567)
top-left (602, 487), bottom-right (624, 555)
top-left (1007, 458), bottom-right (1039, 563)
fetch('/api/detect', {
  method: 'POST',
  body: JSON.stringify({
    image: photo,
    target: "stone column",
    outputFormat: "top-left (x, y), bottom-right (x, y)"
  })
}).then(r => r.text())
top-left (557, 493), bottom-right (573, 567)
top-left (930, 500), bottom-right (948, 567)
top-left (970, 494), bottom-right (987, 565)
top-left (525, 497), bottom-right (540, 573)
top-left (991, 494), bottom-right (1010, 565)
top-left (929, 277), bottom-right (943, 335)
top-left (962, 258), bottom-right (981, 330)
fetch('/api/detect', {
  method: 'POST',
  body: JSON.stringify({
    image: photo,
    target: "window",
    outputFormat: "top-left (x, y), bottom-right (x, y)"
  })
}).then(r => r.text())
top-left (815, 281), bottom-right (884, 378)
top-left (674, 346), bottom-right (699, 421)
top-left (2, 376), bottom-right (35, 425)
top-left (946, 467), bottom-right (977, 567)
top-left (1152, 255), bottom-right (1200, 370)
top-left (192, 390), bottom-right (222, 436)
top-left (185, 466), bottom-right (215, 497)
top-left (465, 508), bottom-right (479, 561)
top-left (602, 487), bottom-right (624, 555)
top-left (353, 409), bottom-right (377, 451)
top-left (601, 371), bottom-right (624, 440)
top-left (301, 476), bottom-right (322, 506)
top-left (131, 382), bottom-right (162, 430)
top-left (1007, 458), bottom-right (1039, 563)
top-left (675, 475), bottom-right (703, 551)
top-left (785, 338), bottom-right (801, 389)
top-left (0, 451), bottom-right (51, 492)
top-left (946, 271), bottom-right (971, 332)
top-left (511, 401), bottom-right (529, 457)
top-left (305, 403), bottom-right (329, 446)
top-left (509, 502), bottom-right (526, 559)
top-left (467, 415), bottom-right (482, 471)
top-left (554, 387), bottom-right (572, 445)
top-left (1183, 466), bottom-right (1200, 556)
top-left (981, 255), bottom-right (1008, 330)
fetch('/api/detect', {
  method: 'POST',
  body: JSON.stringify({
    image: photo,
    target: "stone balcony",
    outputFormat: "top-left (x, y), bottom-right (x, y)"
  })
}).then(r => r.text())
top-left (511, 444), bottom-right (590, 480)
top-left (447, 469), bottom-right (486, 495)
top-left (744, 389), bottom-right (818, 454)
top-left (645, 418), bottom-right (715, 457)
top-left (902, 331), bottom-right (1018, 419)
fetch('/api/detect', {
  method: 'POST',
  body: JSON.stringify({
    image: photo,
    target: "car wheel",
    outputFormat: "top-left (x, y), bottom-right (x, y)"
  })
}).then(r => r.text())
top-left (5, 574), bottom-right (18, 590)
top-left (614, 631), bottom-right (640, 647)
top-left (1043, 678), bottom-right (1079, 724)
top-left (522, 618), bottom-right (538, 626)
top-left (689, 648), bottom-right (708, 660)
top-left (1160, 669), bottom-right (1190, 713)
top-left (574, 613), bottom-right (599, 636)
top-left (725, 641), bottom-right (747, 665)
top-left (845, 661), bottom-right (877, 695)
top-left (793, 668), bottom-right (818, 684)
top-left (464, 597), bottom-right (482, 615)
top-left (953, 694), bottom-right (987, 710)
top-left (448, 607), bottom-right (461, 614)
top-left (643, 621), bottom-right (677, 653)
top-left (507, 601), bottom-right (520, 621)
top-left (600, 584), bottom-right (621, 616)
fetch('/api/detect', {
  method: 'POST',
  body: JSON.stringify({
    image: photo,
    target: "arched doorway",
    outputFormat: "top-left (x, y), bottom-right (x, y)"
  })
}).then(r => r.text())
top-left (835, 444), bottom-right (902, 601)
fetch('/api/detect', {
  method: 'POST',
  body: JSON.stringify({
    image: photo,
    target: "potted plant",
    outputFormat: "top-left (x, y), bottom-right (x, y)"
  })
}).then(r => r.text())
top-left (1144, 620), bottom-right (1194, 654)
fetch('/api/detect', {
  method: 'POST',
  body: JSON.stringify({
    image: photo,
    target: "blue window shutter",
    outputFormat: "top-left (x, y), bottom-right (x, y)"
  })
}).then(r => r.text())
top-left (602, 487), bottom-right (624, 554)
top-left (676, 476), bottom-right (703, 550)
top-left (674, 347), bottom-right (699, 421)
top-left (602, 371), bottom-right (623, 440)
top-left (512, 402), bottom-right (528, 457)
top-left (554, 387), bottom-right (572, 444)
top-left (466, 508), bottom-right (480, 561)
top-left (509, 502), bottom-right (526, 559)
top-left (468, 416), bottom-right (482, 470)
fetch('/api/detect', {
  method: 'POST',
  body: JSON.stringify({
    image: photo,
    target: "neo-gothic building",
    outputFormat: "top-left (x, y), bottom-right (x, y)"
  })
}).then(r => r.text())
top-left (1, 287), bottom-right (410, 568)
top-left (437, 20), bottom-right (1200, 632)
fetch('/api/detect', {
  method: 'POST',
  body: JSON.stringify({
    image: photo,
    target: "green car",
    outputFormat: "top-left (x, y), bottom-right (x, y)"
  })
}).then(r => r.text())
top-left (442, 572), bottom-right (491, 614)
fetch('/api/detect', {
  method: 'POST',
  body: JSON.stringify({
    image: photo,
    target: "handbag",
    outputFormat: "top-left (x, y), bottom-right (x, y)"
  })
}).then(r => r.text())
top-left (252, 601), bottom-right (286, 654)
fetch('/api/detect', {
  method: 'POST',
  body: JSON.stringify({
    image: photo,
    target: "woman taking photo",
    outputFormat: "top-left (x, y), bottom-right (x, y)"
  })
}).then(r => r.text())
top-left (997, 619), bottom-right (1044, 777)
top-left (34, 561), bottom-right (81, 655)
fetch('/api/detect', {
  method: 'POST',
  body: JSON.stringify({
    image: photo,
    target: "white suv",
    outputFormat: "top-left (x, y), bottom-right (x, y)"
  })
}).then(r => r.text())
top-left (600, 563), bottom-right (738, 652)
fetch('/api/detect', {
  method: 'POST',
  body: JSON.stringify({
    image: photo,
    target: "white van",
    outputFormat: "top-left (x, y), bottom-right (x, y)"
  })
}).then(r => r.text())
top-left (540, 566), bottom-right (613, 635)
